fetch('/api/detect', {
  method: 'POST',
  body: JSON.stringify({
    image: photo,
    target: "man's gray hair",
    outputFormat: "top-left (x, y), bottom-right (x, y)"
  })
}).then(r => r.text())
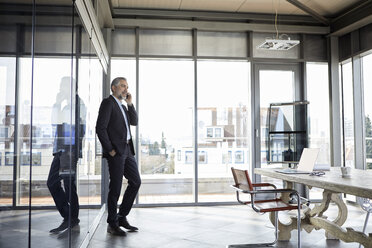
top-left (111, 77), bottom-right (127, 91)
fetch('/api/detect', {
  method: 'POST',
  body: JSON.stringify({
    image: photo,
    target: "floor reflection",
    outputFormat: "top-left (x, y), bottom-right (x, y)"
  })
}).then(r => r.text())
top-left (0, 209), bottom-right (99, 248)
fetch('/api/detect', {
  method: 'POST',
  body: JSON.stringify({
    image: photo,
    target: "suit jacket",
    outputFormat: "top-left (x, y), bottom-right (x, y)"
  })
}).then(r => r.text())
top-left (96, 95), bottom-right (138, 158)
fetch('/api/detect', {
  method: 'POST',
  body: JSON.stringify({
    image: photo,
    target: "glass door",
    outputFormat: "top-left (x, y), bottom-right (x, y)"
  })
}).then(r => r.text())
top-left (253, 64), bottom-right (300, 186)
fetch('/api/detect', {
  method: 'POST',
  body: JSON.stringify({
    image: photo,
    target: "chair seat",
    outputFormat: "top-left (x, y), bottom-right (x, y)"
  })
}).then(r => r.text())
top-left (253, 199), bottom-right (299, 213)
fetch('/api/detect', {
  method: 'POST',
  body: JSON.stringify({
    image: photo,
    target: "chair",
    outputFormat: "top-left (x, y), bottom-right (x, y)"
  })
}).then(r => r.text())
top-left (229, 167), bottom-right (302, 247)
top-left (356, 197), bottom-right (372, 248)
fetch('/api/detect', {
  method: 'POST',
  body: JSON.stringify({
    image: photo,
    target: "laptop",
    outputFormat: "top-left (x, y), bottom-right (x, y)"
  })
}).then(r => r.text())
top-left (275, 148), bottom-right (320, 174)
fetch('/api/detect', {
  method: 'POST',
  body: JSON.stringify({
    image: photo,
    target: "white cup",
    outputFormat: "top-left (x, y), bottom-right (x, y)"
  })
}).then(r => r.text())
top-left (340, 167), bottom-right (351, 178)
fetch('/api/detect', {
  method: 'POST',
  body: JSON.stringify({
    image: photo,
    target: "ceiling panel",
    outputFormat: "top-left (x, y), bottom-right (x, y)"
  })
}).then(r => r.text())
top-left (238, 0), bottom-right (306, 15)
top-left (180, 0), bottom-right (246, 12)
top-left (0, 0), bottom-right (72, 4)
top-left (111, 0), bottom-right (368, 21)
top-left (114, 0), bottom-right (181, 9)
top-left (1, 0), bottom-right (366, 18)
top-left (300, 0), bottom-right (362, 17)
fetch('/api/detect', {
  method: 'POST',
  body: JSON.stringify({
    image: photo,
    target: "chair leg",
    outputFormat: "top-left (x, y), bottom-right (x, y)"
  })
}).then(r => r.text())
top-left (297, 202), bottom-right (301, 248)
top-left (227, 212), bottom-right (279, 247)
top-left (359, 211), bottom-right (370, 248)
top-left (274, 211), bottom-right (279, 242)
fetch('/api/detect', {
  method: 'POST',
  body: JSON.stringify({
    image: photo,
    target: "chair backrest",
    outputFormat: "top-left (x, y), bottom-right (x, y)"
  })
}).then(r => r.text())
top-left (231, 167), bottom-right (253, 191)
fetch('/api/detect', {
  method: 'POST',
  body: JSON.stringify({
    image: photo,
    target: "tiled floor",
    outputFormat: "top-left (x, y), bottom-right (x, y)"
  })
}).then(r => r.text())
top-left (89, 203), bottom-right (371, 248)
top-left (0, 209), bottom-right (99, 248)
top-left (1, 203), bottom-right (370, 247)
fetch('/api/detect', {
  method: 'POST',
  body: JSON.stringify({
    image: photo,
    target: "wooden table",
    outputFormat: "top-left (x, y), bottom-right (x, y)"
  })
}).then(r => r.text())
top-left (254, 167), bottom-right (372, 247)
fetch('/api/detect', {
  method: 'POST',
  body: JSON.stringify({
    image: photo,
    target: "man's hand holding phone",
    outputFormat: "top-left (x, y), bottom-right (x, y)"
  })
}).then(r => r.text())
top-left (125, 92), bottom-right (133, 106)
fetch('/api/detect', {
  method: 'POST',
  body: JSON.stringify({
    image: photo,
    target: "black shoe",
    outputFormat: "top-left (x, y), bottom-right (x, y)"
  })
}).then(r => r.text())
top-left (107, 225), bottom-right (126, 236)
top-left (71, 218), bottom-right (80, 228)
top-left (118, 217), bottom-right (138, 231)
top-left (50, 220), bottom-right (69, 233)
top-left (50, 218), bottom-right (80, 234)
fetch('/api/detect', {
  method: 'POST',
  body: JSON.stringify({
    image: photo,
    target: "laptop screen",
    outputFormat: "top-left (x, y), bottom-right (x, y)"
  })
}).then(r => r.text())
top-left (297, 148), bottom-right (320, 172)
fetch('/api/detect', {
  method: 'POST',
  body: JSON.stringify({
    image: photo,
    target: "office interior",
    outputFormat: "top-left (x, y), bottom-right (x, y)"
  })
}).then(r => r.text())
top-left (0, 0), bottom-right (372, 247)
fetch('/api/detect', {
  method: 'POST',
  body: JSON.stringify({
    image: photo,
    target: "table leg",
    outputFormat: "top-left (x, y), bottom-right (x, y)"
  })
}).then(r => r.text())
top-left (269, 188), bottom-right (372, 247)
top-left (308, 190), bottom-right (347, 239)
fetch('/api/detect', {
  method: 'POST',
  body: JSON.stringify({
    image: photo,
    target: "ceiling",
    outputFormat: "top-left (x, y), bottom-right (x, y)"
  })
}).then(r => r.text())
top-left (109, 0), bottom-right (364, 18)
top-left (0, 0), bottom-right (371, 34)
top-left (0, 0), bottom-right (366, 18)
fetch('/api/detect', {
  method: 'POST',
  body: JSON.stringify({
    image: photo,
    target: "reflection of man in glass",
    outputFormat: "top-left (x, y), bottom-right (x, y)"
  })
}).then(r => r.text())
top-left (47, 77), bottom-right (86, 233)
top-left (96, 77), bottom-right (140, 236)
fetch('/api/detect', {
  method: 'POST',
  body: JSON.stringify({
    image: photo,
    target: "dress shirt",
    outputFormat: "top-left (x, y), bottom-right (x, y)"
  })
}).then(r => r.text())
top-left (112, 95), bottom-right (131, 141)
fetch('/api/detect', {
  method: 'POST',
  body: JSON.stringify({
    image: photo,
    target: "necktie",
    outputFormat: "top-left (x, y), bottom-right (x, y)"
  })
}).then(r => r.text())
top-left (122, 105), bottom-right (131, 140)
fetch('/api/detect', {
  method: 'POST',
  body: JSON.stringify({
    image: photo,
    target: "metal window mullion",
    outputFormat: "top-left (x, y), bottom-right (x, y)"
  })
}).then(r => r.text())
top-left (135, 27), bottom-right (140, 205)
top-left (250, 62), bottom-right (256, 183)
top-left (340, 64), bottom-right (346, 167)
top-left (352, 56), bottom-right (365, 169)
top-left (28, 0), bottom-right (36, 245)
top-left (100, 27), bottom-right (112, 206)
top-left (14, 23), bottom-right (25, 208)
top-left (327, 36), bottom-right (342, 168)
top-left (193, 28), bottom-right (198, 203)
top-left (13, 60), bottom-right (20, 208)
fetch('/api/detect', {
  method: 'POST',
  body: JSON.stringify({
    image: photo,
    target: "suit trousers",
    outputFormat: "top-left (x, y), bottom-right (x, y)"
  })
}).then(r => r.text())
top-left (106, 143), bottom-right (141, 226)
top-left (47, 152), bottom-right (79, 220)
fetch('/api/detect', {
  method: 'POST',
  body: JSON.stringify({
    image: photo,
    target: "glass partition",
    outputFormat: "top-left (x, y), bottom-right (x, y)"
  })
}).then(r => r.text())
top-left (0, 57), bottom-right (16, 207)
top-left (306, 62), bottom-right (331, 200)
top-left (259, 70), bottom-right (295, 167)
top-left (110, 59), bottom-right (137, 202)
top-left (267, 102), bottom-right (307, 163)
top-left (78, 58), bottom-right (103, 206)
top-left (256, 66), bottom-right (297, 188)
top-left (0, 3), bottom-right (32, 245)
top-left (306, 63), bottom-right (330, 165)
top-left (197, 61), bottom-right (251, 202)
top-left (362, 53), bottom-right (372, 170)
top-left (341, 61), bottom-right (355, 167)
top-left (0, 2), bottom-right (104, 247)
top-left (138, 59), bottom-right (194, 203)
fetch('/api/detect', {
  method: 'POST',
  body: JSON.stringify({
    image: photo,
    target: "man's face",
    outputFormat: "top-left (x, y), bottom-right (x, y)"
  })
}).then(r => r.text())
top-left (112, 79), bottom-right (128, 100)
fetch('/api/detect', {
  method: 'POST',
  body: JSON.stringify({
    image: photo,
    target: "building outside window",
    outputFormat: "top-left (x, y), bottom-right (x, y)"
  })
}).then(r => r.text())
top-left (362, 53), bottom-right (372, 169)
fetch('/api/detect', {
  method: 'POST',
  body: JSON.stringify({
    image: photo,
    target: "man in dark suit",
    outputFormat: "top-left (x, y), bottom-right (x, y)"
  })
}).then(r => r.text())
top-left (96, 77), bottom-right (141, 236)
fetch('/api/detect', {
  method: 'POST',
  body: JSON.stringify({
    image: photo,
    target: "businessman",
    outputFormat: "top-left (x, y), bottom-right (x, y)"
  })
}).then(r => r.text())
top-left (96, 77), bottom-right (141, 236)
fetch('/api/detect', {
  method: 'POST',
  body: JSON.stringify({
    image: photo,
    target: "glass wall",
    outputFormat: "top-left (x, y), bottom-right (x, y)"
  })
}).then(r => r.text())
top-left (362, 53), bottom-right (372, 170)
top-left (110, 59), bottom-right (137, 202)
top-left (257, 68), bottom-right (296, 188)
top-left (306, 63), bottom-right (330, 164)
top-left (197, 61), bottom-right (250, 202)
top-left (0, 57), bottom-right (16, 207)
top-left (19, 58), bottom-right (72, 207)
top-left (0, 2), bottom-right (104, 248)
top-left (341, 61), bottom-right (355, 167)
top-left (78, 58), bottom-right (103, 206)
top-left (138, 59), bottom-right (194, 203)
top-left (109, 29), bottom-right (334, 205)
top-left (259, 70), bottom-right (295, 166)
top-left (306, 63), bottom-right (330, 199)
top-left (110, 57), bottom-right (251, 204)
